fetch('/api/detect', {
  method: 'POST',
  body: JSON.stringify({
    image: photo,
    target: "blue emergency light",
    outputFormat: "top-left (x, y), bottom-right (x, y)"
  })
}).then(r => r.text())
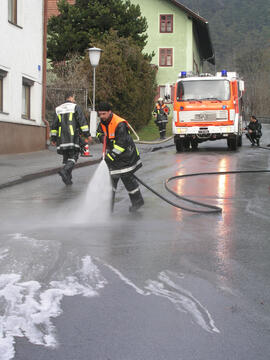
top-left (221, 69), bottom-right (227, 77)
top-left (181, 71), bottom-right (187, 78)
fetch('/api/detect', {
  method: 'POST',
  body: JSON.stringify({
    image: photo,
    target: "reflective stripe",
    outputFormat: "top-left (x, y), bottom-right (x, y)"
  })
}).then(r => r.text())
top-left (136, 148), bottom-right (139, 155)
top-left (113, 144), bottom-right (125, 154)
top-left (107, 153), bottom-right (114, 161)
top-left (69, 112), bottom-right (73, 121)
top-left (80, 125), bottom-right (89, 131)
top-left (67, 158), bottom-right (76, 163)
top-left (57, 143), bottom-right (80, 149)
top-left (128, 187), bottom-right (140, 194)
top-left (112, 148), bottom-right (121, 155)
top-left (69, 125), bottom-right (74, 135)
top-left (58, 114), bottom-right (61, 122)
top-left (58, 127), bottom-right (61, 137)
top-left (110, 159), bottom-right (142, 175)
top-left (50, 130), bottom-right (57, 135)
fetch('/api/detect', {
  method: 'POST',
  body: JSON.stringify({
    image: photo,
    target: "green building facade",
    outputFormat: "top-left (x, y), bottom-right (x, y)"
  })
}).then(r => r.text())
top-left (130, 0), bottom-right (215, 100)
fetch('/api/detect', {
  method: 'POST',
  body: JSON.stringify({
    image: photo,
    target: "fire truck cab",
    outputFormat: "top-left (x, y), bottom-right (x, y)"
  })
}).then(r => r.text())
top-left (173, 70), bottom-right (245, 151)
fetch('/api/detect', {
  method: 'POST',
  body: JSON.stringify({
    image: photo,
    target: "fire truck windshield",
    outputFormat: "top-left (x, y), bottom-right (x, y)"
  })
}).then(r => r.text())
top-left (176, 80), bottom-right (230, 102)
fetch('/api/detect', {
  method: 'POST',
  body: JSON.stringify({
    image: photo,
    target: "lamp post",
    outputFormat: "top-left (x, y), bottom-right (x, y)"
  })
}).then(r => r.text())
top-left (87, 47), bottom-right (102, 137)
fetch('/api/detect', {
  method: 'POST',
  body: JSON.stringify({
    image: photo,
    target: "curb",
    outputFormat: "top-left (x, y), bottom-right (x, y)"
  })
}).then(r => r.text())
top-left (0, 158), bottom-right (101, 190)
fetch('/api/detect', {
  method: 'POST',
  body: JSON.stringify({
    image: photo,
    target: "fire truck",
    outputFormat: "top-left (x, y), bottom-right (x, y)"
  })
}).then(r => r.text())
top-left (173, 70), bottom-right (245, 151)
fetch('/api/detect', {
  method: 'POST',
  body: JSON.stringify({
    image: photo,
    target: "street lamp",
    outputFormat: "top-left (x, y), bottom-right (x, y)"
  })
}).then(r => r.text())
top-left (87, 47), bottom-right (102, 137)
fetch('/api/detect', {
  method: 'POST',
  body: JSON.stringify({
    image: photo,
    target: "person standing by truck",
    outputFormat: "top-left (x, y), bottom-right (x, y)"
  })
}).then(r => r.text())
top-left (245, 115), bottom-right (262, 146)
top-left (153, 97), bottom-right (170, 139)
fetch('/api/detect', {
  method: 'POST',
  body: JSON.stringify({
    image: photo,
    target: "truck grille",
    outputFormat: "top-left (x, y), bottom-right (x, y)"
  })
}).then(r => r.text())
top-left (180, 110), bottom-right (228, 122)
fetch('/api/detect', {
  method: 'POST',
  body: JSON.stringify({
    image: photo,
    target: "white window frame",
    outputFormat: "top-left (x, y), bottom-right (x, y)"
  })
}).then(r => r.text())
top-left (22, 77), bottom-right (34, 120)
top-left (0, 70), bottom-right (8, 113)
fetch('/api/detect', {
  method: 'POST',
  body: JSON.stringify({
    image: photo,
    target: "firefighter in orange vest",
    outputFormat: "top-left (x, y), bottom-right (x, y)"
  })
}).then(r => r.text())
top-left (96, 102), bottom-right (144, 212)
top-left (153, 97), bottom-right (170, 139)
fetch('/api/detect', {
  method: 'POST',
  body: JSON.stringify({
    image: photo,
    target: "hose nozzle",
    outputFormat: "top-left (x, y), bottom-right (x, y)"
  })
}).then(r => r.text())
top-left (102, 135), bottom-right (107, 160)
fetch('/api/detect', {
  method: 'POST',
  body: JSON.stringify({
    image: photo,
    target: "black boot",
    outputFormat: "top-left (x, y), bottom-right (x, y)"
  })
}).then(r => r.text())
top-left (58, 161), bottom-right (74, 185)
top-left (58, 168), bottom-right (72, 185)
top-left (129, 190), bottom-right (144, 213)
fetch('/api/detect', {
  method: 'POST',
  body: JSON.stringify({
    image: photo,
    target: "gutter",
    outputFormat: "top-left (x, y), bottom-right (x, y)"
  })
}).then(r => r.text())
top-left (42, 0), bottom-right (50, 146)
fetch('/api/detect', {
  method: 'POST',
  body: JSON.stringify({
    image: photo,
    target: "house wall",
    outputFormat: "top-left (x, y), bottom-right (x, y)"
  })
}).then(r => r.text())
top-left (130, 0), bottom-right (200, 88)
top-left (0, 0), bottom-right (46, 154)
top-left (48, 0), bottom-right (75, 19)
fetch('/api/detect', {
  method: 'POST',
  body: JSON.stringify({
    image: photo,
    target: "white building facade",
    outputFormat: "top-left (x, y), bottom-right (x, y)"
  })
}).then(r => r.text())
top-left (0, 0), bottom-right (47, 154)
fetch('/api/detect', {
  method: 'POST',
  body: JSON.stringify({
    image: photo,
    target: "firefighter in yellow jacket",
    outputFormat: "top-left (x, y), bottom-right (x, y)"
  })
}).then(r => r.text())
top-left (50, 92), bottom-right (91, 185)
top-left (96, 102), bottom-right (144, 212)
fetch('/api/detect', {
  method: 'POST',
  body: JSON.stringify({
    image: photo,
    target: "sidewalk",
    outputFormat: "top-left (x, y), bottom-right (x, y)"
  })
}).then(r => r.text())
top-left (0, 143), bottom-right (103, 190)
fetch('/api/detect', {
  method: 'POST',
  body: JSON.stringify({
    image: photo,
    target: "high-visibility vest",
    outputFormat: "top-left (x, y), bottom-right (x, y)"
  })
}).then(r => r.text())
top-left (156, 103), bottom-right (166, 110)
top-left (100, 114), bottom-right (129, 139)
top-left (156, 103), bottom-right (168, 113)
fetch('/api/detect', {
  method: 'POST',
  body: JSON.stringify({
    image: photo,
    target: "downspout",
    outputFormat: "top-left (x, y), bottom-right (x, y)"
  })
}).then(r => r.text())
top-left (42, 0), bottom-right (50, 147)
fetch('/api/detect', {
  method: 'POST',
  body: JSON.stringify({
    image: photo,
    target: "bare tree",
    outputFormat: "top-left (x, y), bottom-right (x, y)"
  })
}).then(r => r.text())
top-left (46, 54), bottom-right (91, 125)
top-left (236, 48), bottom-right (270, 117)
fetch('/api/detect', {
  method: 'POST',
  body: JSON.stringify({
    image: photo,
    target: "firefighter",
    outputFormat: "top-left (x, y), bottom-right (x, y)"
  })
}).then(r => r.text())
top-left (244, 115), bottom-right (262, 147)
top-left (50, 92), bottom-right (91, 185)
top-left (96, 102), bottom-right (144, 212)
top-left (153, 97), bottom-right (170, 139)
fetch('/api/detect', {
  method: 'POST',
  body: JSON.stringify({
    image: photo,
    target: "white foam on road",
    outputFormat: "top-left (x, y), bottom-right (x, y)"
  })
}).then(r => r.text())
top-left (0, 233), bottom-right (219, 360)
top-left (102, 262), bottom-right (220, 334)
top-left (145, 271), bottom-right (220, 334)
top-left (0, 248), bottom-right (8, 261)
top-left (0, 255), bottom-right (106, 360)
top-left (103, 261), bottom-right (150, 296)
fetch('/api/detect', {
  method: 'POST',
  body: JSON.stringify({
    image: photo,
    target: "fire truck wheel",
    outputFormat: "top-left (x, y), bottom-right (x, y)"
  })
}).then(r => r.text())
top-left (227, 136), bottom-right (238, 151)
top-left (175, 138), bottom-right (185, 152)
top-left (191, 139), bottom-right (198, 150)
top-left (183, 138), bottom-right (191, 150)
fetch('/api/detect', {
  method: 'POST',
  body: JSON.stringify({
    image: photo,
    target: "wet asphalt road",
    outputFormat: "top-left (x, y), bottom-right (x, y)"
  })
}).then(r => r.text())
top-left (1, 127), bottom-right (270, 359)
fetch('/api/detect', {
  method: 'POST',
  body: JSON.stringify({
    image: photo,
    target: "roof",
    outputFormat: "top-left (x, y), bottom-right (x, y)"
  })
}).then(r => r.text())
top-left (169, 0), bottom-right (215, 65)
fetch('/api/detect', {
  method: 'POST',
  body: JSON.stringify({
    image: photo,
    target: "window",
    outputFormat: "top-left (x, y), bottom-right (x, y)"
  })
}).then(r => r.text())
top-left (158, 85), bottom-right (174, 103)
top-left (22, 77), bottom-right (34, 119)
top-left (159, 48), bottom-right (173, 67)
top-left (0, 70), bottom-right (8, 112)
top-left (176, 80), bottom-right (231, 101)
top-left (160, 15), bottom-right (173, 33)
top-left (8, 0), bottom-right (17, 25)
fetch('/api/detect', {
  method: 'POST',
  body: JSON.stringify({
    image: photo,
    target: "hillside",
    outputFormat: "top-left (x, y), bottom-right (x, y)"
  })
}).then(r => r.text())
top-left (179, 0), bottom-right (270, 69)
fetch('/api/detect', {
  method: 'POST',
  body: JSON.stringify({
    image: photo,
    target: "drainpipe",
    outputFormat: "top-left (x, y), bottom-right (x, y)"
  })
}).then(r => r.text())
top-left (42, 0), bottom-right (50, 147)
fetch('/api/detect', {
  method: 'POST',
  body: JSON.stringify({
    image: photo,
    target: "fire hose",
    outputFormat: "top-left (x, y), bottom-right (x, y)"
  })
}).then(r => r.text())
top-left (134, 169), bottom-right (270, 214)
top-left (129, 123), bottom-right (174, 145)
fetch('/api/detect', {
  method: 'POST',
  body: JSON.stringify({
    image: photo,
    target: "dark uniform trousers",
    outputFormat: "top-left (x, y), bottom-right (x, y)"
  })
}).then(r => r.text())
top-left (111, 173), bottom-right (143, 211)
top-left (62, 149), bottom-right (79, 179)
